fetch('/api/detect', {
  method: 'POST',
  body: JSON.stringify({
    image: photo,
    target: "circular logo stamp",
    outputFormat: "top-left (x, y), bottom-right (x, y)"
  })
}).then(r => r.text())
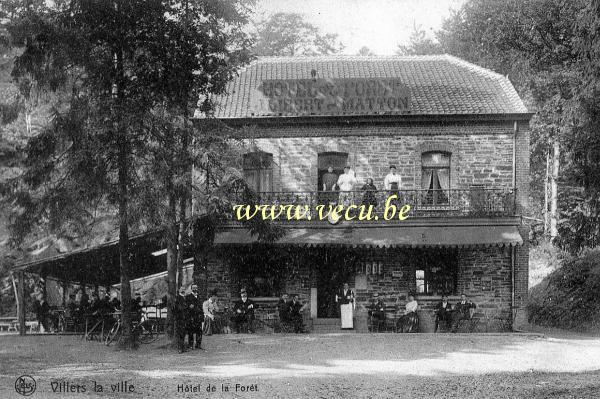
top-left (15, 375), bottom-right (36, 396)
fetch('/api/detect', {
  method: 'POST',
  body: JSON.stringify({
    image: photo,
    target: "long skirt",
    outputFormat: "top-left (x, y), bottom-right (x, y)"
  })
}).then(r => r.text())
top-left (340, 304), bottom-right (354, 329)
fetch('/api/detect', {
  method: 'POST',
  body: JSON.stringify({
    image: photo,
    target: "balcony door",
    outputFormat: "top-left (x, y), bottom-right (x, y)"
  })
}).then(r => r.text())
top-left (421, 151), bottom-right (450, 205)
top-left (317, 152), bottom-right (348, 191)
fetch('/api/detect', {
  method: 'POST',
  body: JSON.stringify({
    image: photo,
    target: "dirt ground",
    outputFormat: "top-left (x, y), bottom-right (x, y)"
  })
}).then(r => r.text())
top-left (1, 330), bottom-right (600, 399)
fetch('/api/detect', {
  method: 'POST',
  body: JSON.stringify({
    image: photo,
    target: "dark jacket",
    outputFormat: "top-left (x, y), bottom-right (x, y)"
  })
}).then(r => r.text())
top-left (336, 289), bottom-right (354, 305)
top-left (454, 301), bottom-right (476, 318)
top-left (185, 293), bottom-right (204, 324)
top-left (233, 298), bottom-right (257, 316)
top-left (368, 300), bottom-right (385, 315)
top-left (436, 301), bottom-right (452, 316)
top-left (34, 299), bottom-right (50, 320)
top-left (289, 301), bottom-right (304, 318)
top-left (278, 299), bottom-right (290, 322)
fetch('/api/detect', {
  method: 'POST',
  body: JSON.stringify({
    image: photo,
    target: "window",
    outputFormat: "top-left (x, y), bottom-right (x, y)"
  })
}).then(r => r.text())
top-left (413, 250), bottom-right (458, 295)
top-left (243, 152), bottom-right (273, 192)
top-left (421, 152), bottom-right (450, 205)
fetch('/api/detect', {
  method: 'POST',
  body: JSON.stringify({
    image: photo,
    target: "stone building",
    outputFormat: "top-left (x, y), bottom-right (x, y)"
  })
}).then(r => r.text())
top-left (201, 55), bottom-right (531, 332)
top-left (11, 54), bottom-right (531, 334)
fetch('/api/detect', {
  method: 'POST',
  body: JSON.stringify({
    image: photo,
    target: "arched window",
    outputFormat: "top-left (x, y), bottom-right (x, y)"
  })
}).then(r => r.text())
top-left (243, 152), bottom-right (273, 192)
top-left (421, 151), bottom-right (450, 205)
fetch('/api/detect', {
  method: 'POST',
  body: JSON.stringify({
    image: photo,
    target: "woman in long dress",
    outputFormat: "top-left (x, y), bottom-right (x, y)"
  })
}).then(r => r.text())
top-left (335, 283), bottom-right (355, 329)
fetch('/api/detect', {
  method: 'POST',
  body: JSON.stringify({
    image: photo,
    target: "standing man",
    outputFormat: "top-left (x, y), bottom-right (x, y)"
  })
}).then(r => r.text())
top-left (232, 288), bottom-right (258, 333)
top-left (434, 295), bottom-right (452, 332)
top-left (321, 165), bottom-right (338, 204)
top-left (33, 294), bottom-right (50, 333)
top-left (289, 294), bottom-right (307, 333)
top-left (337, 166), bottom-right (357, 206)
top-left (451, 293), bottom-right (477, 333)
top-left (202, 289), bottom-right (219, 336)
top-left (277, 293), bottom-right (290, 326)
top-left (175, 287), bottom-right (189, 353)
top-left (335, 283), bottom-right (354, 329)
top-left (185, 284), bottom-right (204, 349)
top-left (384, 165), bottom-right (402, 204)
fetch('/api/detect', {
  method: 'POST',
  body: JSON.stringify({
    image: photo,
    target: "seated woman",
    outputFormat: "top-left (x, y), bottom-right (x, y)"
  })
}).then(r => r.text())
top-left (202, 290), bottom-right (220, 335)
top-left (396, 295), bottom-right (419, 333)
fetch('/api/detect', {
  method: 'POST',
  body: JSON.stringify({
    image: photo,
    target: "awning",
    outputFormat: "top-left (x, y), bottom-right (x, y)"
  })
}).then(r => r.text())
top-left (214, 225), bottom-right (523, 248)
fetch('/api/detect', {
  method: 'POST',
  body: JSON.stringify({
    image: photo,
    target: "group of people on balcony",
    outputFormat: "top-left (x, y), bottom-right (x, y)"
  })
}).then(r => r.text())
top-left (321, 164), bottom-right (402, 207)
top-left (368, 293), bottom-right (476, 333)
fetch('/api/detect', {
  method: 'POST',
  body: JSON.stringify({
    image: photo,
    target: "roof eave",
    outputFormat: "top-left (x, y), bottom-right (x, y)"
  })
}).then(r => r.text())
top-left (194, 112), bottom-right (534, 128)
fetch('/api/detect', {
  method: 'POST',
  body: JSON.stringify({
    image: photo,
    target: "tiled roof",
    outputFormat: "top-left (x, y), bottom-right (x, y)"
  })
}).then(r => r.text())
top-left (204, 54), bottom-right (529, 119)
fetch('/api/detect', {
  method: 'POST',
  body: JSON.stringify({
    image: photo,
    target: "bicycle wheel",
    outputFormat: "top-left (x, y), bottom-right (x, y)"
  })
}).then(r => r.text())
top-left (105, 322), bottom-right (121, 346)
top-left (138, 324), bottom-right (157, 344)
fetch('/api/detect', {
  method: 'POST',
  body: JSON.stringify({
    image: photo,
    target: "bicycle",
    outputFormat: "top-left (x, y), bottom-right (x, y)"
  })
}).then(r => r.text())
top-left (105, 314), bottom-right (157, 346)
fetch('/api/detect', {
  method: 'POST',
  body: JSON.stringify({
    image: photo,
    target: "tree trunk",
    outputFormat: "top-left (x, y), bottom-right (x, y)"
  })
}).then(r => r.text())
top-left (166, 189), bottom-right (178, 342)
top-left (550, 139), bottom-right (560, 239)
top-left (176, 195), bottom-right (187, 289)
top-left (544, 148), bottom-right (550, 236)
top-left (114, 38), bottom-right (134, 349)
top-left (117, 129), bottom-right (134, 350)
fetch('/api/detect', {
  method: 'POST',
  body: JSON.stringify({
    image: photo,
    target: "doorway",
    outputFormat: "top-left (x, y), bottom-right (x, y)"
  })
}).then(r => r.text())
top-left (312, 248), bottom-right (358, 318)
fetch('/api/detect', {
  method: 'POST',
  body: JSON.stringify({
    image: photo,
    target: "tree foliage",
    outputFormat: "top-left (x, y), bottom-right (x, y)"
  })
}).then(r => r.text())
top-left (415, 0), bottom-right (600, 253)
top-left (396, 25), bottom-right (443, 56)
top-left (253, 13), bottom-right (344, 56)
top-left (5, 0), bottom-right (255, 348)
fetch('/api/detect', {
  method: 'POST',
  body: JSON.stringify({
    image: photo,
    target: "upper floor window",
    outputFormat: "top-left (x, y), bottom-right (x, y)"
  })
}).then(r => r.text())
top-left (243, 152), bottom-right (273, 192)
top-left (422, 151), bottom-right (450, 205)
top-left (317, 152), bottom-right (348, 192)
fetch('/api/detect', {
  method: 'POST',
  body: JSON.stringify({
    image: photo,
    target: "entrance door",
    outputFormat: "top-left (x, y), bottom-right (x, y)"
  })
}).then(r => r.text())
top-left (315, 248), bottom-right (356, 318)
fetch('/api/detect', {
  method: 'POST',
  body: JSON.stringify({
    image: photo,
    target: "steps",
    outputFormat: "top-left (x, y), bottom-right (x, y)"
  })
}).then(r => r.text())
top-left (311, 318), bottom-right (356, 333)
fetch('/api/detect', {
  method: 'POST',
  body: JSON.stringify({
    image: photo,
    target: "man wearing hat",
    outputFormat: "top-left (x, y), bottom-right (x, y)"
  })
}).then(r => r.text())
top-left (185, 284), bottom-right (204, 349)
top-left (175, 287), bottom-right (189, 353)
top-left (368, 293), bottom-right (386, 332)
top-left (202, 289), bottom-right (219, 335)
top-left (232, 288), bottom-right (258, 333)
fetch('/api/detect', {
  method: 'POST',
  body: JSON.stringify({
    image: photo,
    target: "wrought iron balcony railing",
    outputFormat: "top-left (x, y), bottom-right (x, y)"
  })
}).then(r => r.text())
top-left (235, 188), bottom-right (516, 220)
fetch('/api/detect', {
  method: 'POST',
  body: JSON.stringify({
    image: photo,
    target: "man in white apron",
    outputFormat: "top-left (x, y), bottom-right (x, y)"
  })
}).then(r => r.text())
top-left (335, 283), bottom-right (355, 329)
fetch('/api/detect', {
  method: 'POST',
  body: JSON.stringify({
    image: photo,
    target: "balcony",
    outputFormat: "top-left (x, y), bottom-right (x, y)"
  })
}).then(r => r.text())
top-left (233, 188), bottom-right (517, 223)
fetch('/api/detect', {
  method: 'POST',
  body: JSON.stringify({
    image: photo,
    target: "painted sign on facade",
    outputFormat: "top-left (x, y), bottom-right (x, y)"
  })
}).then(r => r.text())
top-left (252, 78), bottom-right (411, 116)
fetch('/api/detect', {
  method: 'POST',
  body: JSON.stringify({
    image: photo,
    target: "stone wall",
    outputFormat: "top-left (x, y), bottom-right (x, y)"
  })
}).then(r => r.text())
top-left (204, 244), bottom-right (516, 332)
top-left (240, 123), bottom-right (523, 193)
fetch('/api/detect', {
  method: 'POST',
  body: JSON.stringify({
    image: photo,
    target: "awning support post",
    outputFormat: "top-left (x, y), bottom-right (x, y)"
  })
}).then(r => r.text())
top-left (17, 271), bottom-right (26, 336)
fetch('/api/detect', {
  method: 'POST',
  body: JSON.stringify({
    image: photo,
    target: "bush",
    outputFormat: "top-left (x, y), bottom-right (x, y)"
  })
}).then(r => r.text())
top-left (528, 248), bottom-right (600, 330)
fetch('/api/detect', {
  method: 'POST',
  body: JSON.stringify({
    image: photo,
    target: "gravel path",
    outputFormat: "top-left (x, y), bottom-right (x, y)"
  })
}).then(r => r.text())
top-left (1, 332), bottom-right (600, 398)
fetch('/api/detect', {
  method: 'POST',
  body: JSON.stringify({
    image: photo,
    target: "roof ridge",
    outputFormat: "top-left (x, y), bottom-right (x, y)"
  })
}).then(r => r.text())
top-left (252, 54), bottom-right (449, 63)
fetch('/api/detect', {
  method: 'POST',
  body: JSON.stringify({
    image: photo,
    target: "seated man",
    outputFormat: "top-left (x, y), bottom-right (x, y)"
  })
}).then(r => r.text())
top-left (434, 295), bottom-right (452, 332)
top-left (288, 294), bottom-right (307, 333)
top-left (397, 295), bottom-right (419, 333)
top-left (202, 289), bottom-right (220, 335)
top-left (367, 293), bottom-right (385, 331)
top-left (231, 289), bottom-right (258, 333)
top-left (451, 293), bottom-right (477, 333)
